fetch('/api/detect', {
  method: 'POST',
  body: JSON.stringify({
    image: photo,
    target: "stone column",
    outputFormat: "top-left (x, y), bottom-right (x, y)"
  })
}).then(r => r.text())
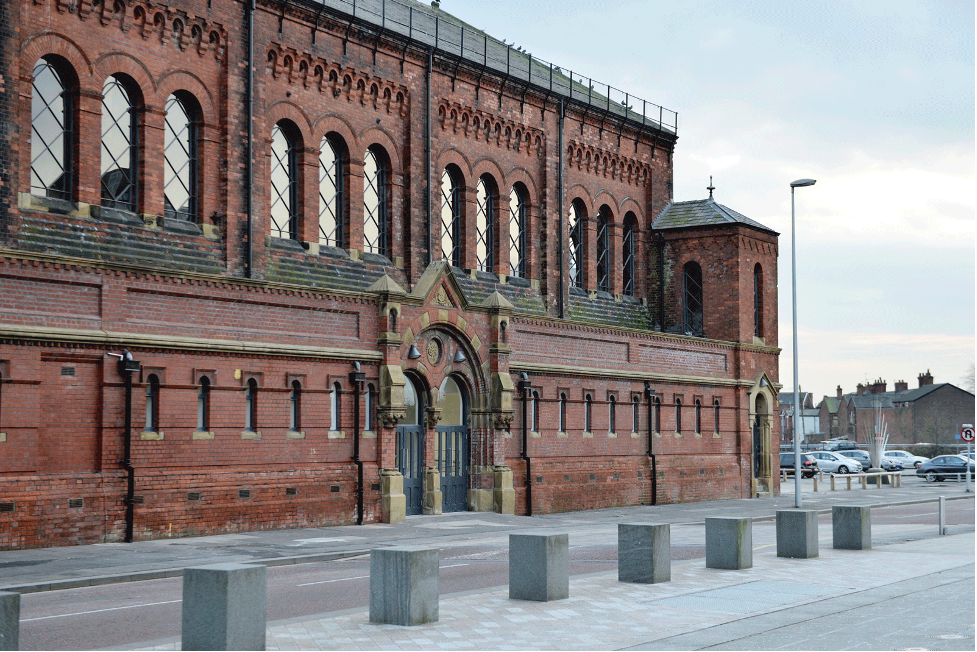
top-left (182, 563), bottom-right (266, 651)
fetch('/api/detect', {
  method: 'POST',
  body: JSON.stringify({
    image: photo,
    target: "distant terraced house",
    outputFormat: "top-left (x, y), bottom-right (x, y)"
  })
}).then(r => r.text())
top-left (0, 0), bottom-right (781, 549)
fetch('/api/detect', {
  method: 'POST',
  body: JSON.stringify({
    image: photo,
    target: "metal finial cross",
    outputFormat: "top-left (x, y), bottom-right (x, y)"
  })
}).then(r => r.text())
top-left (707, 176), bottom-right (715, 199)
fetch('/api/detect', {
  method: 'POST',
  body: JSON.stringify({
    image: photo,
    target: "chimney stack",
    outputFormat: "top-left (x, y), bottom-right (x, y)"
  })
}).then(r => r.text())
top-left (894, 380), bottom-right (908, 392)
top-left (918, 370), bottom-right (934, 387)
top-left (836, 385), bottom-right (843, 399)
top-left (856, 383), bottom-right (865, 396)
top-left (870, 378), bottom-right (887, 394)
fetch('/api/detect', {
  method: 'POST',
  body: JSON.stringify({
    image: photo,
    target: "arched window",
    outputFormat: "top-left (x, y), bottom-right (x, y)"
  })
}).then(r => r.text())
top-left (714, 399), bottom-right (721, 434)
top-left (568, 199), bottom-right (585, 288)
top-left (674, 397), bottom-right (682, 433)
top-left (289, 380), bottom-right (302, 432)
top-left (596, 205), bottom-right (611, 292)
top-left (508, 184), bottom-right (527, 277)
top-left (330, 382), bottom-right (341, 431)
top-left (632, 395), bottom-right (640, 433)
top-left (653, 396), bottom-right (661, 433)
top-left (694, 399), bottom-right (702, 434)
top-left (145, 374), bottom-right (160, 432)
top-left (365, 383), bottom-right (376, 432)
top-left (270, 121), bottom-right (299, 239)
top-left (197, 377), bottom-right (210, 432)
top-left (584, 393), bottom-right (593, 433)
top-left (101, 74), bottom-right (140, 211)
top-left (440, 166), bottom-right (462, 266)
top-left (530, 390), bottom-right (539, 432)
top-left (319, 133), bottom-right (347, 248)
top-left (476, 175), bottom-right (497, 272)
top-left (363, 147), bottom-right (389, 257)
top-left (622, 212), bottom-right (637, 296)
top-left (559, 392), bottom-right (567, 432)
top-left (245, 378), bottom-right (258, 432)
top-left (754, 263), bottom-right (764, 338)
top-left (31, 57), bottom-right (76, 201)
top-left (608, 395), bottom-right (616, 433)
top-left (164, 92), bottom-right (199, 222)
top-left (683, 261), bottom-right (704, 336)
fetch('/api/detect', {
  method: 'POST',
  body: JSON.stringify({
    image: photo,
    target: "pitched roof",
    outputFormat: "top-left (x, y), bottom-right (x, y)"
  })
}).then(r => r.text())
top-left (842, 383), bottom-right (972, 408)
top-left (653, 198), bottom-right (777, 234)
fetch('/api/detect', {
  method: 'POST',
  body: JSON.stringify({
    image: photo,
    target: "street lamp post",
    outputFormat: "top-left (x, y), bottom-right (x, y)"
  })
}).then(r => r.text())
top-left (790, 178), bottom-right (816, 508)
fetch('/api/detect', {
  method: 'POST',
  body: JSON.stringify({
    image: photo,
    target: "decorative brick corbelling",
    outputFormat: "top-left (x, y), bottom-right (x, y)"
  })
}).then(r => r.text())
top-left (567, 141), bottom-right (650, 186)
top-left (437, 101), bottom-right (544, 158)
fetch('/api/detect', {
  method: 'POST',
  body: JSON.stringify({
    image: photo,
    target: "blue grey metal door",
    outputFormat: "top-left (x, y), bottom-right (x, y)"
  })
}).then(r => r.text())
top-left (396, 377), bottom-right (424, 516)
top-left (437, 425), bottom-right (469, 512)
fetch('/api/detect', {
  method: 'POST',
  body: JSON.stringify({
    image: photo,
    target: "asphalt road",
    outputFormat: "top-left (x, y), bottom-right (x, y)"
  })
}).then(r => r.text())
top-left (16, 499), bottom-right (974, 651)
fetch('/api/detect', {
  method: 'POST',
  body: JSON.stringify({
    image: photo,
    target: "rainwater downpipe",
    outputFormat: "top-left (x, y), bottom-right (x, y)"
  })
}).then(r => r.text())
top-left (557, 100), bottom-right (565, 319)
top-left (644, 381), bottom-right (657, 505)
top-left (519, 373), bottom-right (533, 516)
top-left (109, 350), bottom-right (139, 543)
top-left (349, 363), bottom-right (366, 525)
top-left (426, 47), bottom-right (433, 265)
top-left (245, 0), bottom-right (255, 278)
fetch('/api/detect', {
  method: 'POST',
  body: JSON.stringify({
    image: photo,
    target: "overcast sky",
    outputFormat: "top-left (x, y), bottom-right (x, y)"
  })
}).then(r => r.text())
top-left (450, 0), bottom-right (976, 401)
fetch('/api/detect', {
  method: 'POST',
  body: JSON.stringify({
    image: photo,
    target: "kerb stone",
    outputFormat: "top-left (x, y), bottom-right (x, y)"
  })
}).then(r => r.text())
top-left (509, 532), bottom-right (569, 601)
top-left (0, 592), bottom-right (19, 652)
top-left (369, 547), bottom-right (439, 625)
top-left (833, 505), bottom-right (872, 550)
top-left (705, 517), bottom-right (752, 569)
top-left (182, 563), bottom-right (267, 651)
top-left (776, 510), bottom-right (819, 558)
top-left (618, 523), bottom-right (671, 583)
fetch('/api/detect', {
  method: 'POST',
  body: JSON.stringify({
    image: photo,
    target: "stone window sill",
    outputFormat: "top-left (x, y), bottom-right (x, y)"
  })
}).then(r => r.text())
top-left (583, 431), bottom-right (594, 439)
top-left (192, 431), bottom-right (215, 440)
top-left (608, 432), bottom-right (617, 438)
top-left (241, 430), bottom-right (261, 440)
top-left (0, 432), bottom-right (6, 443)
top-left (327, 430), bottom-right (345, 439)
top-left (530, 431), bottom-right (541, 438)
top-left (286, 430), bottom-right (306, 440)
top-left (140, 431), bottom-right (164, 441)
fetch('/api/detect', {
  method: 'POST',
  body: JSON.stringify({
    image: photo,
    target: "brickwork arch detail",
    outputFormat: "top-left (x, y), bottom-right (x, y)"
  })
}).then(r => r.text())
top-left (565, 184), bottom-right (594, 213)
top-left (19, 32), bottom-right (93, 81)
top-left (311, 113), bottom-right (359, 155)
top-left (470, 158), bottom-right (506, 188)
top-left (263, 100), bottom-right (314, 138)
top-left (436, 148), bottom-right (474, 184)
top-left (359, 126), bottom-right (402, 173)
top-left (503, 166), bottom-right (539, 202)
top-left (156, 70), bottom-right (218, 127)
top-left (92, 51), bottom-right (157, 98)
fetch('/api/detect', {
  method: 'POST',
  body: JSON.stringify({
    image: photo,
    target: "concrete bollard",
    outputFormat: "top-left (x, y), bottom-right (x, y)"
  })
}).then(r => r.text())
top-left (369, 547), bottom-right (439, 626)
top-left (509, 532), bottom-right (569, 601)
top-left (833, 505), bottom-right (872, 550)
top-left (618, 523), bottom-right (671, 584)
top-left (182, 563), bottom-right (267, 651)
top-left (705, 517), bottom-right (752, 569)
top-left (776, 510), bottom-right (819, 558)
top-left (0, 592), bottom-right (19, 652)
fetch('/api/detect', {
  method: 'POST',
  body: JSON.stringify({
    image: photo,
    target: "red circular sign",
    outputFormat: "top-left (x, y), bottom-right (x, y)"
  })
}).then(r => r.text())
top-left (962, 426), bottom-right (975, 443)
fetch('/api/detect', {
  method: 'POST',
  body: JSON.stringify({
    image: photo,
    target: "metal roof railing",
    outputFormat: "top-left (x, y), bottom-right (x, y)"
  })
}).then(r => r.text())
top-left (306, 0), bottom-right (677, 135)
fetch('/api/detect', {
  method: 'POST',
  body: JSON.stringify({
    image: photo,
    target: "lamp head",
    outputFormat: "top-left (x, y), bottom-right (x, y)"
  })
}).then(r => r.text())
top-left (790, 178), bottom-right (817, 188)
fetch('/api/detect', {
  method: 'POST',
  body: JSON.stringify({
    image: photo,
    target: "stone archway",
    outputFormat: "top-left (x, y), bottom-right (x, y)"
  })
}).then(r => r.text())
top-left (748, 373), bottom-right (777, 497)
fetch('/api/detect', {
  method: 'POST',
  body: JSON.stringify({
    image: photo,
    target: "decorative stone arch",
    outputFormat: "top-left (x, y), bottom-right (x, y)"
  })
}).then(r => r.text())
top-left (747, 372), bottom-right (778, 497)
top-left (358, 125), bottom-right (403, 173)
top-left (92, 51), bottom-right (157, 100)
top-left (19, 32), bottom-right (94, 82)
top-left (618, 196), bottom-right (643, 225)
top-left (156, 70), bottom-right (218, 127)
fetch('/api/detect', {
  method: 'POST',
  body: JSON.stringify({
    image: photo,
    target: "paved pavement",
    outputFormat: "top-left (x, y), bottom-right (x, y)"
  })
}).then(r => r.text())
top-left (2, 476), bottom-right (975, 650)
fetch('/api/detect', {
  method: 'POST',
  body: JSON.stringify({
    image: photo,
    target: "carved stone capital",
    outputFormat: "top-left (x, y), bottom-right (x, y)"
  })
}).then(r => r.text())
top-left (493, 411), bottom-right (514, 430)
top-left (425, 406), bottom-right (443, 429)
top-left (378, 407), bottom-right (406, 428)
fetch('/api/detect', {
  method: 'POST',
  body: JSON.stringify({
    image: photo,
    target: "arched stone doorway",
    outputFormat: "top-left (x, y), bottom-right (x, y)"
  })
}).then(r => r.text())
top-left (396, 374), bottom-right (426, 516)
top-left (748, 373), bottom-right (777, 497)
top-left (435, 375), bottom-right (469, 513)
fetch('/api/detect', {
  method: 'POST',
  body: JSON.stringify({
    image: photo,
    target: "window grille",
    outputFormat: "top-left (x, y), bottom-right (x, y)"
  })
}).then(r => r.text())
top-left (440, 167), bottom-right (461, 266)
top-left (476, 177), bottom-right (496, 272)
top-left (363, 148), bottom-right (388, 256)
top-left (319, 135), bottom-right (346, 247)
top-left (100, 75), bottom-right (138, 211)
top-left (568, 200), bottom-right (584, 288)
top-left (683, 262), bottom-right (704, 336)
top-left (270, 123), bottom-right (297, 239)
top-left (164, 93), bottom-right (198, 222)
top-left (508, 186), bottom-right (526, 277)
top-left (622, 214), bottom-right (637, 296)
top-left (31, 58), bottom-right (73, 201)
top-left (596, 206), bottom-right (610, 292)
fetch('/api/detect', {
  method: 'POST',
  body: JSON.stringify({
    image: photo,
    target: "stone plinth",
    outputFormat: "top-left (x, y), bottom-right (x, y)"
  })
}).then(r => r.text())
top-left (182, 563), bottom-right (267, 651)
top-left (618, 523), bottom-right (671, 583)
top-left (776, 510), bottom-right (819, 558)
top-left (705, 517), bottom-right (752, 569)
top-left (509, 532), bottom-right (569, 601)
top-left (833, 505), bottom-right (872, 550)
top-left (369, 547), bottom-right (439, 625)
top-left (0, 592), bottom-right (19, 652)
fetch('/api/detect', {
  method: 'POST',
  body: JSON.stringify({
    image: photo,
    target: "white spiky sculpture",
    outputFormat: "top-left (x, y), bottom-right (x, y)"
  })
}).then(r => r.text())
top-left (870, 404), bottom-right (889, 470)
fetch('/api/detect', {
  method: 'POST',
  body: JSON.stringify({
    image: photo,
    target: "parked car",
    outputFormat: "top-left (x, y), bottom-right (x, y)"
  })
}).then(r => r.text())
top-left (883, 449), bottom-right (929, 469)
top-left (779, 452), bottom-right (819, 478)
top-left (837, 449), bottom-right (902, 471)
top-left (820, 440), bottom-right (859, 452)
top-left (916, 455), bottom-right (976, 482)
top-left (809, 450), bottom-right (862, 474)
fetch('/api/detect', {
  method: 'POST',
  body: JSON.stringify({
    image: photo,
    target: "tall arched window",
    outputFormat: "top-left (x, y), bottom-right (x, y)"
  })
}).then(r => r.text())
top-left (568, 199), bottom-right (585, 288)
top-left (653, 396), bottom-right (661, 433)
top-left (197, 377), bottom-right (210, 432)
top-left (622, 212), bottom-right (637, 296)
top-left (674, 397), bottom-right (682, 433)
top-left (245, 378), bottom-right (258, 432)
top-left (559, 392), bottom-right (567, 432)
top-left (476, 175), bottom-right (497, 272)
top-left (596, 205), bottom-right (611, 292)
top-left (440, 166), bottom-right (462, 266)
top-left (319, 134), bottom-right (347, 248)
top-left (508, 184), bottom-right (527, 277)
top-left (145, 374), bottom-right (160, 432)
top-left (289, 380), bottom-right (302, 432)
top-left (164, 92), bottom-right (199, 222)
top-left (363, 147), bottom-right (389, 256)
top-left (270, 121), bottom-right (299, 239)
top-left (101, 74), bottom-right (140, 211)
top-left (694, 399), bottom-right (702, 434)
top-left (754, 263), bottom-right (764, 338)
top-left (632, 395), bottom-right (640, 433)
top-left (608, 395), bottom-right (616, 433)
top-left (714, 399), bottom-right (721, 434)
top-left (31, 57), bottom-right (75, 201)
top-left (584, 393), bottom-right (593, 432)
top-left (683, 261), bottom-right (704, 336)
top-left (330, 382), bottom-right (341, 431)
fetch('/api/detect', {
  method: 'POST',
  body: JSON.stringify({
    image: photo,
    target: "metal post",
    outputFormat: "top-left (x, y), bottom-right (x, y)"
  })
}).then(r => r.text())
top-left (349, 362), bottom-right (366, 525)
top-left (518, 373), bottom-right (533, 516)
top-left (939, 495), bottom-right (946, 535)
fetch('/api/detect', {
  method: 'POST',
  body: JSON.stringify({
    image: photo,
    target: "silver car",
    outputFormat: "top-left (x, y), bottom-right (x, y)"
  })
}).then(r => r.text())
top-left (883, 449), bottom-right (929, 469)
top-left (810, 450), bottom-right (862, 474)
top-left (838, 449), bottom-right (901, 471)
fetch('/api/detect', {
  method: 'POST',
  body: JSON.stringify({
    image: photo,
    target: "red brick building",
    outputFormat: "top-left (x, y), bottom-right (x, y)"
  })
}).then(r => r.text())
top-left (0, 0), bottom-right (781, 549)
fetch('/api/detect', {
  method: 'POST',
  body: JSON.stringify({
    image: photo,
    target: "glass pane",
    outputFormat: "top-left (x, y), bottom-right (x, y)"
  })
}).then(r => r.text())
top-left (319, 137), bottom-right (343, 246)
top-left (437, 376), bottom-right (464, 426)
top-left (568, 203), bottom-right (581, 287)
top-left (596, 208), bottom-right (609, 291)
top-left (164, 94), bottom-right (195, 222)
top-left (475, 179), bottom-right (493, 271)
top-left (403, 378), bottom-right (418, 426)
top-left (270, 125), bottom-right (294, 238)
top-left (31, 59), bottom-right (70, 199)
top-left (440, 168), bottom-right (458, 265)
top-left (508, 188), bottom-right (524, 277)
top-left (623, 218), bottom-right (635, 296)
top-left (101, 76), bottom-right (135, 210)
top-left (363, 149), bottom-right (384, 254)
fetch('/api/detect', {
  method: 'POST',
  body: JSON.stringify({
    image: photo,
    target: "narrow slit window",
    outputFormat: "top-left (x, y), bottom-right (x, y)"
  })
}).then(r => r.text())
top-left (440, 166), bottom-right (461, 266)
top-left (289, 380), bottom-right (302, 432)
top-left (632, 396), bottom-right (640, 433)
top-left (754, 263), bottom-right (764, 338)
top-left (568, 200), bottom-right (584, 288)
top-left (531, 390), bottom-right (539, 433)
top-left (675, 398), bottom-right (682, 433)
top-left (714, 399), bottom-right (721, 434)
top-left (330, 382), bottom-right (341, 431)
top-left (683, 262), bottom-right (704, 336)
top-left (694, 399), bottom-right (702, 434)
top-left (584, 394), bottom-right (593, 433)
top-left (145, 374), bottom-right (160, 432)
top-left (608, 396), bottom-right (616, 434)
top-left (559, 392), bottom-right (567, 433)
top-left (245, 378), bottom-right (258, 432)
top-left (197, 377), bottom-right (210, 432)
